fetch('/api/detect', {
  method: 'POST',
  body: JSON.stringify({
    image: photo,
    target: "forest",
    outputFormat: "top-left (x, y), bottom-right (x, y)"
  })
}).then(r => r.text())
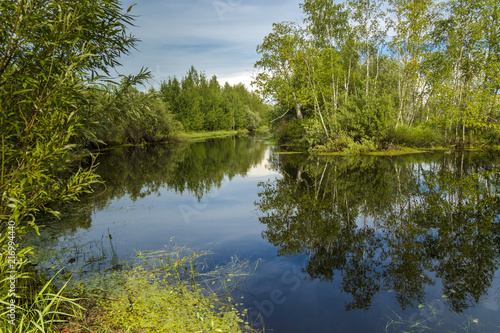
top-left (1, 0), bottom-right (499, 331)
top-left (77, 66), bottom-right (268, 147)
top-left (254, 0), bottom-right (500, 152)
top-left (159, 66), bottom-right (269, 133)
top-left (0, 0), bottom-right (266, 330)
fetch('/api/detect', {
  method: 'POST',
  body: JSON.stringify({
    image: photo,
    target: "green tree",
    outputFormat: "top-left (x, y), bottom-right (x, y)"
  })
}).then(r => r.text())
top-left (160, 67), bottom-right (265, 132)
top-left (254, 22), bottom-right (305, 122)
top-left (0, 0), bottom-right (140, 234)
top-left (426, 0), bottom-right (500, 143)
top-left (0, 0), bottom-right (144, 328)
top-left (387, 0), bottom-right (437, 127)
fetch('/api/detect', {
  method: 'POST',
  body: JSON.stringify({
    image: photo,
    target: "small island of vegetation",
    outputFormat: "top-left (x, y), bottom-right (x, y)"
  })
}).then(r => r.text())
top-left (254, 0), bottom-right (500, 154)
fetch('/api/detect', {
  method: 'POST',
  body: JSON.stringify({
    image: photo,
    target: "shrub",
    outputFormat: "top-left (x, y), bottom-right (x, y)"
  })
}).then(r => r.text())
top-left (0, 0), bottom-right (142, 330)
top-left (332, 132), bottom-right (356, 151)
top-left (385, 124), bottom-right (444, 147)
top-left (274, 119), bottom-right (305, 145)
top-left (309, 132), bottom-right (376, 155)
top-left (343, 137), bottom-right (376, 155)
top-left (303, 119), bottom-right (328, 147)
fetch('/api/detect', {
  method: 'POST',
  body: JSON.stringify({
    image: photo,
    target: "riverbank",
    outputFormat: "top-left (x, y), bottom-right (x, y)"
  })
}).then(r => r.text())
top-left (315, 145), bottom-right (500, 157)
top-left (179, 127), bottom-right (269, 142)
top-left (179, 129), bottom-right (247, 141)
top-left (17, 247), bottom-right (256, 333)
top-left (65, 252), bottom-right (253, 333)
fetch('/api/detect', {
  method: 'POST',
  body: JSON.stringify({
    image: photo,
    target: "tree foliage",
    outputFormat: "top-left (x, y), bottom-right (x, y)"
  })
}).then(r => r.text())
top-left (0, 1), bottom-right (146, 328)
top-left (160, 66), bottom-right (269, 132)
top-left (254, 0), bottom-right (500, 149)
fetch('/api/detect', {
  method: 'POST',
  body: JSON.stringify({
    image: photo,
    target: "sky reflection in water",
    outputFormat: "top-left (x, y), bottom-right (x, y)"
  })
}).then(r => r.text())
top-left (32, 136), bottom-right (500, 332)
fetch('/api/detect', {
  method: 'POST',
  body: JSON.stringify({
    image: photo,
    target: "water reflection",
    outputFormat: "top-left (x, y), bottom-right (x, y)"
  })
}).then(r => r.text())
top-left (98, 135), bottom-right (269, 202)
top-left (28, 135), bottom-right (269, 273)
top-left (28, 138), bottom-right (500, 331)
top-left (51, 135), bottom-right (269, 229)
top-left (255, 152), bottom-right (500, 313)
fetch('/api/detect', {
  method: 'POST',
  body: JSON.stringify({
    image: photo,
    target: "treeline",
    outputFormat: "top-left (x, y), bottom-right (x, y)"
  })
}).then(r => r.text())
top-left (159, 66), bottom-right (270, 132)
top-left (0, 0), bottom-right (265, 329)
top-left (76, 66), bottom-right (269, 147)
top-left (254, 0), bottom-right (500, 151)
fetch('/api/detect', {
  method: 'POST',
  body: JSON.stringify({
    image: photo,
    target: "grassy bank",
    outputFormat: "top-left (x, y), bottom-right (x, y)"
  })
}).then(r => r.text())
top-left (316, 147), bottom-right (427, 156)
top-left (4, 245), bottom-right (257, 333)
top-left (314, 146), bottom-right (487, 156)
top-left (179, 129), bottom-right (249, 142)
top-left (63, 252), bottom-right (254, 332)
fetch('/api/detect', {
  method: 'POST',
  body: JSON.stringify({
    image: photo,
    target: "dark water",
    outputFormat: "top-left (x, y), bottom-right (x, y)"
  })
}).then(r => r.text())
top-left (30, 135), bottom-right (500, 332)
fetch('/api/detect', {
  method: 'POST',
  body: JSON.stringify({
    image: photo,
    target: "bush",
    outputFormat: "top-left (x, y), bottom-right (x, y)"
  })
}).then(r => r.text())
top-left (309, 132), bottom-right (376, 155)
top-left (245, 107), bottom-right (262, 131)
top-left (274, 119), bottom-right (305, 145)
top-left (385, 124), bottom-right (444, 147)
top-left (0, 0), bottom-right (142, 330)
top-left (86, 85), bottom-right (183, 145)
top-left (303, 119), bottom-right (328, 147)
top-left (122, 93), bottom-right (183, 144)
top-left (332, 132), bottom-right (356, 151)
top-left (476, 129), bottom-right (500, 147)
top-left (342, 137), bottom-right (376, 154)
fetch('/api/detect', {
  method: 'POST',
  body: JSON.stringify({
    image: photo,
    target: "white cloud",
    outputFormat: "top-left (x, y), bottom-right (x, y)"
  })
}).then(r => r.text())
top-left (246, 149), bottom-right (280, 177)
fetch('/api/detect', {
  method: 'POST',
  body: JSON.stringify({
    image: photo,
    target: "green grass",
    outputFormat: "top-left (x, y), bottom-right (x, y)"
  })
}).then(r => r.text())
top-left (40, 244), bottom-right (260, 333)
top-left (366, 147), bottom-right (430, 156)
top-left (179, 130), bottom-right (247, 142)
top-left (0, 266), bottom-right (85, 333)
top-left (1, 238), bottom-right (260, 333)
top-left (316, 147), bottom-right (428, 156)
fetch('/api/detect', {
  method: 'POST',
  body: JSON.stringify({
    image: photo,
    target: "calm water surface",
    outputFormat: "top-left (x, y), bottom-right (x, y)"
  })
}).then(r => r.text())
top-left (31, 135), bottom-right (500, 332)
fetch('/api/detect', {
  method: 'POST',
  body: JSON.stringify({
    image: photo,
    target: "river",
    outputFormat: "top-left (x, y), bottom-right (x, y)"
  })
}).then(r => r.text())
top-left (28, 134), bottom-right (500, 332)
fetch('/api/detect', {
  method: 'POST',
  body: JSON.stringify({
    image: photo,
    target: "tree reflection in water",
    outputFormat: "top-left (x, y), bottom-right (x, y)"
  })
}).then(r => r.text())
top-left (255, 151), bottom-right (500, 313)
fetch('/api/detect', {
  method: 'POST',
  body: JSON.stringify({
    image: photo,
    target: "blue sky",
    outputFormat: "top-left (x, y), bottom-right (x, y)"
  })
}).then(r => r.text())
top-left (118, 0), bottom-right (305, 89)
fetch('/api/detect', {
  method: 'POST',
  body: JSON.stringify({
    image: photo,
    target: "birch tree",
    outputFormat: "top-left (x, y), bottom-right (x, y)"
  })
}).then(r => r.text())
top-left (254, 22), bottom-right (305, 121)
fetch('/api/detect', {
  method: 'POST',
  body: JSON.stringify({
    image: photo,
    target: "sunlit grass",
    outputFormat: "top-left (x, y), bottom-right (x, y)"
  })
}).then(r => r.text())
top-left (179, 130), bottom-right (245, 141)
top-left (55, 244), bottom-right (260, 332)
top-left (3, 237), bottom-right (261, 332)
top-left (366, 147), bottom-right (429, 156)
top-left (0, 267), bottom-right (84, 333)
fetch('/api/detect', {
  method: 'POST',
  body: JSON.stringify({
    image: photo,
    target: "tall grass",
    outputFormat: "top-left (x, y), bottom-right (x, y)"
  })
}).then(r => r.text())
top-left (0, 268), bottom-right (83, 333)
top-left (51, 244), bottom-right (260, 332)
top-left (385, 124), bottom-right (444, 148)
